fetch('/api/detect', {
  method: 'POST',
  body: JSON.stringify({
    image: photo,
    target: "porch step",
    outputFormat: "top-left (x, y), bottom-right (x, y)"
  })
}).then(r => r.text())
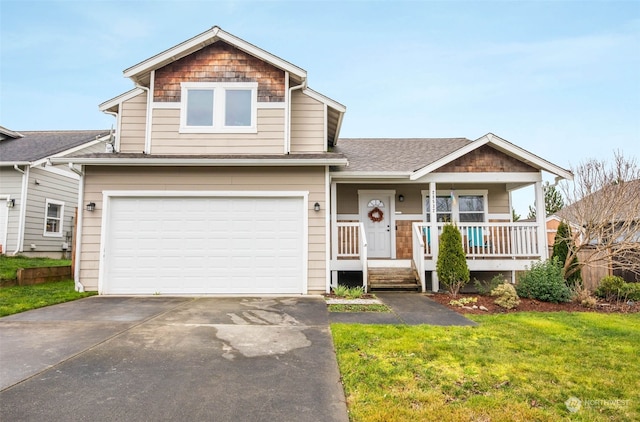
top-left (368, 267), bottom-right (420, 292)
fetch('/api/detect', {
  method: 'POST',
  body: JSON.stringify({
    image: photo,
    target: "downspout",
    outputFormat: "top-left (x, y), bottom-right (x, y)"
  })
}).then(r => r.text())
top-left (135, 83), bottom-right (152, 154)
top-left (69, 163), bottom-right (85, 292)
top-left (286, 79), bottom-right (307, 154)
top-left (12, 165), bottom-right (29, 255)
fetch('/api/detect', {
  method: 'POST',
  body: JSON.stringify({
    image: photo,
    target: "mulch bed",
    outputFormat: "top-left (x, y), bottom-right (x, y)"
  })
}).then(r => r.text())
top-left (428, 292), bottom-right (640, 315)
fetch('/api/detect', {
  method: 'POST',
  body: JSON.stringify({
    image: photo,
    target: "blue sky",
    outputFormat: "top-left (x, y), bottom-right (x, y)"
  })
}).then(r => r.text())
top-left (1, 0), bottom-right (639, 215)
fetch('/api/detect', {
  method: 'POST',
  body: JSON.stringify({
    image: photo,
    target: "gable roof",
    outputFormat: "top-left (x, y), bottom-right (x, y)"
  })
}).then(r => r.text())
top-left (0, 130), bottom-right (110, 164)
top-left (332, 133), bottom-right (573, 180)
top-left (124, 26), bottom-right (307, 86)
top-left (333, 138), bottom-right (471, 175)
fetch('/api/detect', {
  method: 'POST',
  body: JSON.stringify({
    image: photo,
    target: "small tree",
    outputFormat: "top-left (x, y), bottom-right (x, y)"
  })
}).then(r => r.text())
top-left (528, 181), bottom-right (565, 219)
top-left (436, 223), bottom-right (470, 297)
top-left (559, 151), bottom-right (640, 280)
top-left (552, 221), bottom-right (581, 286)
top-left (512, 208), bottom-right (521, 222)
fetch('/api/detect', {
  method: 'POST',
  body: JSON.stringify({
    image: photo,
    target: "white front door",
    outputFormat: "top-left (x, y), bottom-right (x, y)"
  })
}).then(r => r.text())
top-left (359, 193), bottom-right (393, 258)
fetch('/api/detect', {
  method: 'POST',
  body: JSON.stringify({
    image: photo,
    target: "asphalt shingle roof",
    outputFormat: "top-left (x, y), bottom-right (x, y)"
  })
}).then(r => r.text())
top-left (0, 130), bottom-right (110, 163)
top-left (332, 138), bottom-right (471, 173)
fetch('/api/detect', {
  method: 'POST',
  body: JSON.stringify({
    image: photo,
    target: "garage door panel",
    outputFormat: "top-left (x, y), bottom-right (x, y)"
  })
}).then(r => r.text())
top-left (103, 196), bottom-right (304, 294)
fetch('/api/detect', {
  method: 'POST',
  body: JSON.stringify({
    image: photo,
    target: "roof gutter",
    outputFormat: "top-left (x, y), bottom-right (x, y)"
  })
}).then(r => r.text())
top-left (68, 163), bottom-right (85, 292)
top-left (12, 165), bottom-right (29, 255)
top-left (51, 157), bottom-right (348, 166)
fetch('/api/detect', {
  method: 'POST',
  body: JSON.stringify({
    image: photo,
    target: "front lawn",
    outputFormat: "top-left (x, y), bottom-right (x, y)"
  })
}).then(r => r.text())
top-left (0, 280), bottom-right (96, 317)
top-left (332, 312), bottom-right (640, 421)
top-left (0, 255), bottom-right (71, 280)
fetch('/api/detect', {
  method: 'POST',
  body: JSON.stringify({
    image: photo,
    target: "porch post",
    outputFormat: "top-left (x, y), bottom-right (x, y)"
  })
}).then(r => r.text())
top-left (429, 181), bottom-right (440, 292)
top-left (330, 181), bottom-right (338, 289)
top-left (534, 180), bottom-right (548, 260)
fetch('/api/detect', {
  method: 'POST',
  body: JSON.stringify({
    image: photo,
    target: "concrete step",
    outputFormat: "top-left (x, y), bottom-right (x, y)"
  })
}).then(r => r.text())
top-left (368, 267), bottom-right (420, 291)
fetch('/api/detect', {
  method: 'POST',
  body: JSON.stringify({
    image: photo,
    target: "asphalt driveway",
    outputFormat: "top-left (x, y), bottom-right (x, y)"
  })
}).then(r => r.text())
top-left (0, 296), bottom-right (348, 422)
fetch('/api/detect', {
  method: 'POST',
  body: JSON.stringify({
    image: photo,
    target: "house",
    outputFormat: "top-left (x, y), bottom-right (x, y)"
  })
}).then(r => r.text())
top-left (0, 127), bottom-right (111, 257)
top-left (547, 179), bottom-right (640, 283)
top-left (54, 26), bottom-right (573, 295)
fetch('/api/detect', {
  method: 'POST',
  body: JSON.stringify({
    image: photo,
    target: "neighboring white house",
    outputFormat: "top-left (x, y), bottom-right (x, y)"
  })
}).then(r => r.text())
top-left (0, 127), bottom-right (110, 257)
top-left (53, 26), bottom-right (574, 295)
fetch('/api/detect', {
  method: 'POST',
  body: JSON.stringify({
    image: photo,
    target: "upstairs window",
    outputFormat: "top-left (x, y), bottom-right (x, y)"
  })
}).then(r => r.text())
top-left (44, 199), bottom-right (64, 237)
top-left (180, 82), bottom-right (257, 133)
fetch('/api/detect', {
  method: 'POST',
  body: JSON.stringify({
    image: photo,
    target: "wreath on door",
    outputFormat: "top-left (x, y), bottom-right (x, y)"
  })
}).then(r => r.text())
top-left (368, 207), bottom-right (384, 223)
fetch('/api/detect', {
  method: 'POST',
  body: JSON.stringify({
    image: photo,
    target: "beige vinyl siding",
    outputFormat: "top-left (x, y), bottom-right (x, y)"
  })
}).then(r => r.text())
top-left (290, 91), bottom-right (325, 153)
top-left (80, 166), bottom-right (327, 293)
top-left (0, 167), bottom-right (24, 253)
top-left (23, 168), bottom-right (78, 252)
top-left (119, 92), bottom-right (147, 153)
top-left (149, 107), bottom-right (285, 154)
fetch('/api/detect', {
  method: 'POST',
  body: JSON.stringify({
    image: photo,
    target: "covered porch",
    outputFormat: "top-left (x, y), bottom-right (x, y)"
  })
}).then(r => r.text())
top-left (329, 180), bottom-right (548, 292)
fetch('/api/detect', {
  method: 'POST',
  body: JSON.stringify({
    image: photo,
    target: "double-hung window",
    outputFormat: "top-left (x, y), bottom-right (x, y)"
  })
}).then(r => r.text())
top-left (44, 199), bottom-right (64, 237)
top-left (424, 191), bottom-right (487, 223)
top-left (180, 82), bottom-right (257, 133)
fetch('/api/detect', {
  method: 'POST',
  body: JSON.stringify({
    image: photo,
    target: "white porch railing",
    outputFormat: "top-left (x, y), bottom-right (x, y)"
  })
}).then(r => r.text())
top-left (336, 222), bottom-right (369, 292)
top-left (414, 222), bottom-right (542, 258)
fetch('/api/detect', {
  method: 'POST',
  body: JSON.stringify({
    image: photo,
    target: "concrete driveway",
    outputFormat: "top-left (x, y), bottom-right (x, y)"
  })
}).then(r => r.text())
top-left (0, 296), bottom-right (348, 422)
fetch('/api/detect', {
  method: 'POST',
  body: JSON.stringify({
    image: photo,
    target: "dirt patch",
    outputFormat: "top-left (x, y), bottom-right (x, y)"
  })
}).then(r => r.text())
top-left (429, 292), bottom-right (639, 314)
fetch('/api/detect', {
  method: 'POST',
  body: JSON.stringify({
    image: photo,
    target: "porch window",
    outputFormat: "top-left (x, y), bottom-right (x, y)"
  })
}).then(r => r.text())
top-left (43, 199), bottom-right (64, 237)
top-left (459, 195), bottom-right (484, 222)
top-left (424, 192), bottom-right (487, 223)
top-left (180, 82), bottom-right (257, 133)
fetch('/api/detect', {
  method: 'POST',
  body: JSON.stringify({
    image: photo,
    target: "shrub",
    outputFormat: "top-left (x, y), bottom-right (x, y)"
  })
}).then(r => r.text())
top-left (332, 285), bottom-right (350, 297)
top-left (620, 283), bottom-right (640, 301)
top-left (516, 257), bottom-right (571, 303)
top-left (571, 284), bottom-right (597, 308)
top-left (474, 274), bottom-right (507, 296)
top-left (436, 223), bottom-right (470, 297)
top-left (491, 283), bottom-right (520, 309)
top-left (551, 221), bottom-right (581, 286)
top-left (449, 297), bottom-right (477, 307)
top-left (594, 276), bottom-right (625, 301)
top-left (345, 286), bottom-right (365, 299)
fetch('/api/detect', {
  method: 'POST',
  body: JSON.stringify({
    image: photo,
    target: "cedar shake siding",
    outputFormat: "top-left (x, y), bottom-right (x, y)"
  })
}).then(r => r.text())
top-left (435, 145), bottom-right (538, 173)
top-left (154, 41), bottom-right (285, 103)
top-left (80, 166), bottom-right (327, 293)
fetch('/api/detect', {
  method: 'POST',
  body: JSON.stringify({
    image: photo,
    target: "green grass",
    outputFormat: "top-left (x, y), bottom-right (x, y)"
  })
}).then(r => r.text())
top-left (332, 312), bottom-right (640, 421)
top-left (328, 304), bottom-right (391, 313)
top-left (0, 255), bottom-right (71, 280)
top-left (0, 280), bottom-right (96, 317)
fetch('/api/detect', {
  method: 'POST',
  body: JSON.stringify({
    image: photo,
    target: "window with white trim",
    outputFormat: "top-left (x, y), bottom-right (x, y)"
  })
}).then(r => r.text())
top-left (180, 82), bottom-right (257, 133)
top-left (44, 199), bottom-right (64, 237)
top-left (424, 191), bottom-right (487, 223)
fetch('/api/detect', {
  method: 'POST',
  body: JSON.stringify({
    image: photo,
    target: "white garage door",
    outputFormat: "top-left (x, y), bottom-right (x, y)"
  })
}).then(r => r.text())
top-left (102, 196), bottom-right (305, 294)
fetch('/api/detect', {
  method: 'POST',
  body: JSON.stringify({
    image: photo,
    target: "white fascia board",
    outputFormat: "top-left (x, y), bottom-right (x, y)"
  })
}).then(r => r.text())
top-left (0, 161), bottom-right (31, 166)
top-left (302, 88), bottom-right (347, 113)
top-left (418, 172), bottom-right (542, 183)
top-left (330, 172), bottom-right (412, 181)
top-left (484, 133), bottom-right (574, 181)
top-left (99, 88), bottom-right (145, 112)
top-left (123, 26), bottom-right (307, 82)
top-left (52, 157), bottom-right (349, 167)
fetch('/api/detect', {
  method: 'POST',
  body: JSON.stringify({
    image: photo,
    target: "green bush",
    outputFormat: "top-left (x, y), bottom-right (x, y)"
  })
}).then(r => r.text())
top-left (516, 257), bottom-right (571, 303)
top-left (436, 223), bottom-right (470, 297)
top-left (474, 274), bottom-right (507, 296)
top-left (491, 283), bottom-right (520, 309)
top-left (594, 276), bottom-right (625, 301)
top-left (620, 283), bottom-right (640, 301)
top-left (551, 221), bottom-right (581, 286)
